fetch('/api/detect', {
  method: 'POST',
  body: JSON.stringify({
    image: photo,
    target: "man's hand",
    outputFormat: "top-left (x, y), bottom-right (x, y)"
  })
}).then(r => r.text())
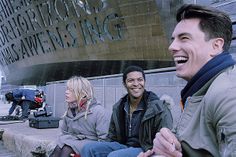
top-left (152, 128), bottom-right (182, 157)
top-left (137, 149), bottom-right (154, 157)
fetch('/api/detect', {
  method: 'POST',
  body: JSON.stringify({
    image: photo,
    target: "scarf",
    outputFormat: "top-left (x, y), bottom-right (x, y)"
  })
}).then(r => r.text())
top-left (68, 98), bottom-right (93, 119)
top-left (181, 52), bottom-right (236, 109)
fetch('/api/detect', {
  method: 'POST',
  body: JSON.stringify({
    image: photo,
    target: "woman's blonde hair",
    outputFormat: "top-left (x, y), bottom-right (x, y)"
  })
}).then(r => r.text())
top-left (66, 76), bottom-right (94, 119)
top-left (67, 76), bottom-right (94, 102)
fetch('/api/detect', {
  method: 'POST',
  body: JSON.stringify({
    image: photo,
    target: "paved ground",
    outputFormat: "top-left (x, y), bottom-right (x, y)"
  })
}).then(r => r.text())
top-left (0, 141), bottom-right (17, 157)
top-left (0, 101), bottom-right (61, 157)
top-left (0, 102), bottom-right (18, 156)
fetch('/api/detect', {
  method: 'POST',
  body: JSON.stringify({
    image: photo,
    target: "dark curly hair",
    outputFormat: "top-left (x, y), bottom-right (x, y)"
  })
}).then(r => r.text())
top-left (122, 65), bottom-right (145, 83)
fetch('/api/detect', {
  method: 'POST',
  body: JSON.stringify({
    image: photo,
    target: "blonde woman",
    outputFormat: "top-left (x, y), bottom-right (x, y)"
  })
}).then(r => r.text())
top-left (50, 76), bottom-right (110, 157)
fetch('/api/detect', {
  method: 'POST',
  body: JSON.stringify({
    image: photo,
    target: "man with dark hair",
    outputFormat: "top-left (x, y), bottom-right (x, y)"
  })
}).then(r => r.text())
top-left (138, 4), bottom-right (236, 157)
top-left (81, 65), bottom-right (173, 157)
top-left (5, 89), bottom-right (43, 119)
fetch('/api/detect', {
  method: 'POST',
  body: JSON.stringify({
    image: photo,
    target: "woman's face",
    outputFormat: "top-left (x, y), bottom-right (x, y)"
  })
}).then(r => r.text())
top-left (65, 87), bottom-right (77, 103)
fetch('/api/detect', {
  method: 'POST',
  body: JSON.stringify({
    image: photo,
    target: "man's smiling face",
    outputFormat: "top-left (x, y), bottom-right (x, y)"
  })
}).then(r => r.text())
top-left (124, 71), bottom-right (145, 100)
top-left (168, 18), bottom-right (216, 81)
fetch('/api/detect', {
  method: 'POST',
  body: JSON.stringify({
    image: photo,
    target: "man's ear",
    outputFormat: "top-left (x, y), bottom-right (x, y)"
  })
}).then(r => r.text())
top-left (211, 38), bottom-right (224, 57)
top-left (123, 82), bottom-right (127, 88)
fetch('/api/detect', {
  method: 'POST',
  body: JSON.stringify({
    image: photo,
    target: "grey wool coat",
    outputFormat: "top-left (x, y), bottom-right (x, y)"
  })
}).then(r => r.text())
top-left (175, 65), bottom-right (236, 156)
top-left (57, 99), bottom-right (110, 154)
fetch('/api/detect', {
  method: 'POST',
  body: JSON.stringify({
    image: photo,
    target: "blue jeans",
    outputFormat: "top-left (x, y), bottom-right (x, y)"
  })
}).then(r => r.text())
top-left (21, 100), bottom-right (36, 118)
top-left (81, 141), bottom-right (143, 157)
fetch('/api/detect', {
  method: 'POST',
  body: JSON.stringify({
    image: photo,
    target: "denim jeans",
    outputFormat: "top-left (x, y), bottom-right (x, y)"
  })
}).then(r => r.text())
top-left (21, 101), bottom-right (30, 118)
top-left (81, 141), bottom-right (143, 157)
top-left (21, 100), bottom-right (35, 118)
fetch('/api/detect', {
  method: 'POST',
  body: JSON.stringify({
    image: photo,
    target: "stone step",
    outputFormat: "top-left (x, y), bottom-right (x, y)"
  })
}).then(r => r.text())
top-left (0, 141), bottom-right (17, 157)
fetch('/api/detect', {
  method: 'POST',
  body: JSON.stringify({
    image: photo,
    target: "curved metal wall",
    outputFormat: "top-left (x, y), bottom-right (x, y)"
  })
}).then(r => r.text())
top-left (0, 0), bottom-right (173, 85)
top-left (0, 0), bottom-right (235, 85)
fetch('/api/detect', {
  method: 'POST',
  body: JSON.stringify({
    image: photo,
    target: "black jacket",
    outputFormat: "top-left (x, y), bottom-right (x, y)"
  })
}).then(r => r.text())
top-left (107, 90), bottom-right (173, 151)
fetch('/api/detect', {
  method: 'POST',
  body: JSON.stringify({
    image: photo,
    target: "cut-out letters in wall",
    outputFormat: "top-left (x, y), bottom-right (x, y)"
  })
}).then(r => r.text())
top-left (0, 0), bottom-right (125, 66)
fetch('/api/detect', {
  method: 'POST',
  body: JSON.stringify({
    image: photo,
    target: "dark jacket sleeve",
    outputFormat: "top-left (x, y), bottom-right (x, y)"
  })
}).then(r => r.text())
top-left (159, 100), bottom-right (173, 129)
top-left (140, 100), bottom-right (173, 151)
top-left (107, 112), bottom-right (118, 142)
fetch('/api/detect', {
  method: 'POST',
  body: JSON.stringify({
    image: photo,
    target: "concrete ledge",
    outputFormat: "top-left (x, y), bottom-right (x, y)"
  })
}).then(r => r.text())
top-left (1, 120), bottom-right (61, 157)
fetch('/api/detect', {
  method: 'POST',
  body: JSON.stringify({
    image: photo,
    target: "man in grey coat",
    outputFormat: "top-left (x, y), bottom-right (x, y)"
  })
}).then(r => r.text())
top-left (139, 4), bottom-right (236, 157)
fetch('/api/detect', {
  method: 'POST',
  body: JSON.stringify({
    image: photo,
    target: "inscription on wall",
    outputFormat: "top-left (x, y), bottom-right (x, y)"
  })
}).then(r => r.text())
top-left (0, 0), bottom-right (125, 66)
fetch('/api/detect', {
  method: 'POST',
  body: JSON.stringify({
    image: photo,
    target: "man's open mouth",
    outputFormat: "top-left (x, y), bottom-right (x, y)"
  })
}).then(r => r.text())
top-left (174, 56), bottom-right (188, 64)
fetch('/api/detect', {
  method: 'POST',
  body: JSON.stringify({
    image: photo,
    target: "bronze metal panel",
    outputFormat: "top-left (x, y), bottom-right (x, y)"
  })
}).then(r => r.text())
top-left (0, 0), bottom-right (173, 85)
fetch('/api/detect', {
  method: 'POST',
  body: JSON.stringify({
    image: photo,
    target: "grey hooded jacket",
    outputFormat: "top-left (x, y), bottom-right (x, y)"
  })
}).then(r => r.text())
top-left (57, 99), bottom-right (110, 154)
